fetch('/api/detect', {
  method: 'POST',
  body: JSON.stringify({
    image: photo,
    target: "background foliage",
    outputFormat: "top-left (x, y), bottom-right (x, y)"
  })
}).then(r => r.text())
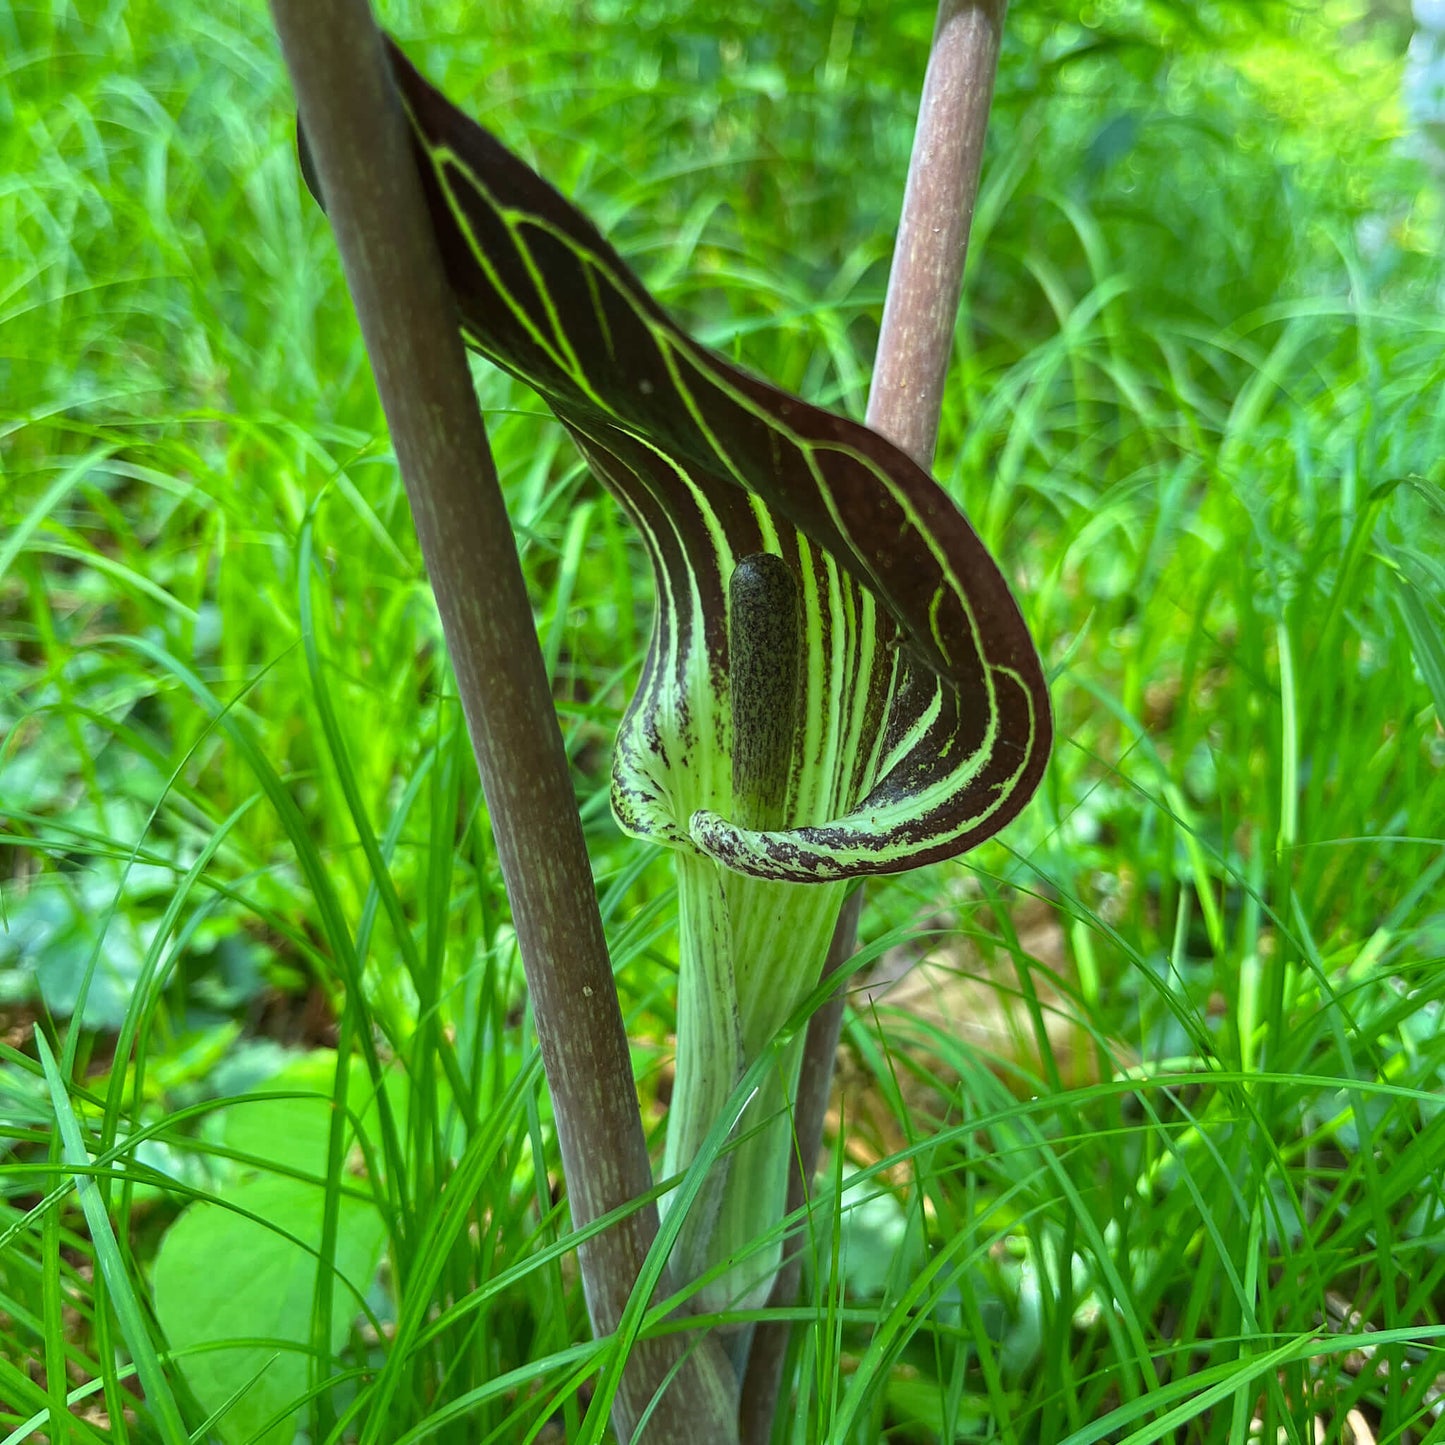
top-left (2, 1), bottom-right (1443, 1442)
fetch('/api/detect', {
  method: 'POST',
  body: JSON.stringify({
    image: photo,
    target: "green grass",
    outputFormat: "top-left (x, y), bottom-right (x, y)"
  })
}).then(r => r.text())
top-left (3, 1), bottom-right (1444, 1442)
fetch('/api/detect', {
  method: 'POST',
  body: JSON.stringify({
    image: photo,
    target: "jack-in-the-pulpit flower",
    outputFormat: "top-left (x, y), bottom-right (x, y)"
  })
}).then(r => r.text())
top-left (304, 39), bottom-right (1051, 1313)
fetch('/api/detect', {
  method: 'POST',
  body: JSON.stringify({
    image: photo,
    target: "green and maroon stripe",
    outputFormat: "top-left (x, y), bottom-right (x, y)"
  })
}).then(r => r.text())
top-left (321, 38), bottom-right (1054, 881)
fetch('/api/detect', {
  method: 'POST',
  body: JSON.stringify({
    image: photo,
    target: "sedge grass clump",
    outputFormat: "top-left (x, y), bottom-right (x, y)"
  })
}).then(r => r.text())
top-left (3, 2), bottom-right (1443, 1444)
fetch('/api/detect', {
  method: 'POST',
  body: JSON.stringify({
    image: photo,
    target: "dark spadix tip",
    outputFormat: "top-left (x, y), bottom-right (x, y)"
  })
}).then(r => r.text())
top-left (729, 553), bottom-right (801, 834)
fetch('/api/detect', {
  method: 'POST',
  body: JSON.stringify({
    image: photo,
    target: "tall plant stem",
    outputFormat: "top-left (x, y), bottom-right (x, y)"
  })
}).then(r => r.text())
top-left (267, 2), bottom-right (736, 1438)
top-left (868, 0), bottom-right (1007, 465)
top-left (738, 2), bottom-right (1008, 1438)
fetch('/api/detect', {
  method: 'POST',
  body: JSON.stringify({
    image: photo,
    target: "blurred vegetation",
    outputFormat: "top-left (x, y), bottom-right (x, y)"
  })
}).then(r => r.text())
top-left (2, 1), bottom-right (1443, 1443)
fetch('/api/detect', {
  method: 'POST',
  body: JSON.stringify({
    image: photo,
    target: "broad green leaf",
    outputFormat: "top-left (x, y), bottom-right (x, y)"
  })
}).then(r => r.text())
top-left (154, 1058), bottom-right (396, 1444)
top-left (217, 1051), bottom-right (405, 1181)
top-left (306, 39), bottom-right (1051, 885)
top-left (152, 1175), bottom-right (386, 1445)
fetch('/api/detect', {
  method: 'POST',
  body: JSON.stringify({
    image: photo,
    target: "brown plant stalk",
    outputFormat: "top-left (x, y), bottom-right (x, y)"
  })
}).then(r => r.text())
top-left (266, 1), bottom-right (737, 1438)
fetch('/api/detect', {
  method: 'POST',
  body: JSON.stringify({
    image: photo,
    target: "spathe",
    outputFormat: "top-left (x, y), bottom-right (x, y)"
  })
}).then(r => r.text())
top-left (302, 38), bottom-right (1051, 885)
